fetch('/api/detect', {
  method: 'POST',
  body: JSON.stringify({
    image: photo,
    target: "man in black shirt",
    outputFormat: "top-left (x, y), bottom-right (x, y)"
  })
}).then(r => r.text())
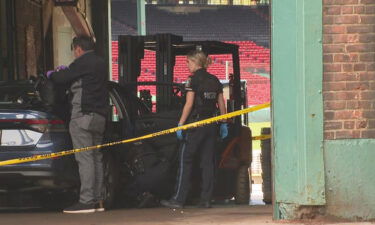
top-left (48, 36), bottom-right (108, 213)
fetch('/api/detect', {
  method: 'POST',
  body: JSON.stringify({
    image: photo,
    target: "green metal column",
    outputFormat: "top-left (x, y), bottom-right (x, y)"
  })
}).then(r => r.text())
top-left (272, 0), bottom-right (325, 219)
top-left (137, 0), bottom-right (146, 35)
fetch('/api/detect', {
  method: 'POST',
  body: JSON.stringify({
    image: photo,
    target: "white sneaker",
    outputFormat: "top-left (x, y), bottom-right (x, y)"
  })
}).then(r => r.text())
top-left (63, 202), bottom-right (96, 214)
top-left (95, 201), bottom-right (105, 212)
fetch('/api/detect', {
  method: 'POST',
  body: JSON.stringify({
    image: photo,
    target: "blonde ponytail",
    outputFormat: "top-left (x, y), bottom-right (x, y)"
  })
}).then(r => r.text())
top-left (187, 50), bottom-right (211, 69)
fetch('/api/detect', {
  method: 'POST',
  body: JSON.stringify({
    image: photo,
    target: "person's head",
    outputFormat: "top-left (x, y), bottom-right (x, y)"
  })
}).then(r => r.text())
top-left (186, 50), bottom-right (212, 73)
top-left (71, 36), bottom-right (95, 58)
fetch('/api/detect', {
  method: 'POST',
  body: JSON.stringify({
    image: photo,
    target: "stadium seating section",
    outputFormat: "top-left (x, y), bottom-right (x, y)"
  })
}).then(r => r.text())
top-left (112, 40), bottom-right (269, 105)
top-left (111, 2), bottom-right (270, 105)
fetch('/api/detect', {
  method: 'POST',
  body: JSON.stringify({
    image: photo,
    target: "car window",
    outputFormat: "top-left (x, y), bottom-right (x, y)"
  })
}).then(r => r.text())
top-left (115, 89), bottom-right (150, 117)
top-left (0, 86), bottom-right (40, 105)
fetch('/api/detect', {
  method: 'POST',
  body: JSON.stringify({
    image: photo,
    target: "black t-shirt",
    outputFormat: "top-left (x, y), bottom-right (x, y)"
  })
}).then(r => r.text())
top-left (185, 68), bottom-right (223, 93)
top-left (185, 68), bottom-right (223, 117)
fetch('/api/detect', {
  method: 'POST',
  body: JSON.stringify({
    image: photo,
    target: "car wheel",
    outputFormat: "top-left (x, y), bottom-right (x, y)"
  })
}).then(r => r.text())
top-left (102, 153), bottom-right (119, 209)
top-left (235, 165), bottom-right (251, 204)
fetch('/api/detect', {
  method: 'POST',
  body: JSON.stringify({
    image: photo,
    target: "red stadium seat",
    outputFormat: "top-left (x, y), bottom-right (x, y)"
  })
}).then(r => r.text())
top-left (111, 41), bottom-right (270, 105)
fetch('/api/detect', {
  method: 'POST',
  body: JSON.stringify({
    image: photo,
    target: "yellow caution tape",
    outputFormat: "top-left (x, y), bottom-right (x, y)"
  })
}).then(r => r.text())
top-left (0, 102), bottom-right (270, 166)
top-left (252, 134), bottom-right (271, 141)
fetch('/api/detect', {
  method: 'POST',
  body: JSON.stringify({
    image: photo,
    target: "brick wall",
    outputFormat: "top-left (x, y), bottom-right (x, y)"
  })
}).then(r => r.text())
top-left (323, 0), bottom-right (375, 139)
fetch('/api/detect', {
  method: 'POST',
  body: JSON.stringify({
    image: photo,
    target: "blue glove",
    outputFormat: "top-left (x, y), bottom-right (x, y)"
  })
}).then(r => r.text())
top-left (56, 65), bottom-right (68, 71)
top-left (220, 123), bottom-right (228, 139)
top-left (46, 70), bottom-right (54, 79)
top-left (176, 123), bottom-right (184, 140)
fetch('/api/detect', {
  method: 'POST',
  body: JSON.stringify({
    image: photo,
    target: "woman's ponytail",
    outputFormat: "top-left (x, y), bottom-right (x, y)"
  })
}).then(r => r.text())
top-left (187, 50), bottom-right (211, 69)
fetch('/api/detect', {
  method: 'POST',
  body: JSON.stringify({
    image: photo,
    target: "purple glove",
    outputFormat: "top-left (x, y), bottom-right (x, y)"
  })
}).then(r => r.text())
top-left (46, 70), bottom-right (54, 79)
top-left (56, 65), bottom-right (68, 71)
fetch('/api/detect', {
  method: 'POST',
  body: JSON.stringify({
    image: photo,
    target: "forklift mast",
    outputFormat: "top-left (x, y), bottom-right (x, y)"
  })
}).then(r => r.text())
top-left (118, 33), bottom-right (244, 128)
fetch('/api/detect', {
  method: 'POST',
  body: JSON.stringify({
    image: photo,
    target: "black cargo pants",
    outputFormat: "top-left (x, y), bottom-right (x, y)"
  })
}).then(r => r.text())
top-left (172, 123), bottom-right (217, 204)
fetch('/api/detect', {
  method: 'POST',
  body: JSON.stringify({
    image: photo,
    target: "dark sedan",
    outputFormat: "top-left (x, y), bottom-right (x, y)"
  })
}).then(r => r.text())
top-left (0, 78), bottom-right (179, 209)
top-left (0, 77), bottom-right (250, 209)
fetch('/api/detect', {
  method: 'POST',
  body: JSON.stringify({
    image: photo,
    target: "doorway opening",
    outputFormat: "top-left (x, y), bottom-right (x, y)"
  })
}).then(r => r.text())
top-left (110, 0), bottom-right (272, 208)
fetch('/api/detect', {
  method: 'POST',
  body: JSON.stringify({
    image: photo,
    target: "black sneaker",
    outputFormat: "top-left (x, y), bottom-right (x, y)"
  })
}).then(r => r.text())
top-left (63, 202), bottom-right (96, 214)
top-left (95, 201), bottom-right (105, 212)
top-left (160, 199), bottom-right (183, 209)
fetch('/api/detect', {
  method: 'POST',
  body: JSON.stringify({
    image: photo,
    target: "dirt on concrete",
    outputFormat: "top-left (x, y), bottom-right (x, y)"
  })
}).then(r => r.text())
top-left (0, 205), bottom-right (373, 225)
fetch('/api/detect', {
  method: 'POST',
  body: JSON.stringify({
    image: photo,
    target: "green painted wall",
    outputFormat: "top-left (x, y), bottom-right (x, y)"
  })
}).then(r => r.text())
top-left (325, 139), bottom-right (375, 220)
top-left (272, 0), bottom-right (325, 218)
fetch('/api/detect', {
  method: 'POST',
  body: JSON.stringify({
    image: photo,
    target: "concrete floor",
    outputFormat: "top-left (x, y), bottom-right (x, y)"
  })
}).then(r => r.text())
top-left (0, 205), bottom-right (373, 225)
top-left (0, 185), bottom-right (370, 225)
